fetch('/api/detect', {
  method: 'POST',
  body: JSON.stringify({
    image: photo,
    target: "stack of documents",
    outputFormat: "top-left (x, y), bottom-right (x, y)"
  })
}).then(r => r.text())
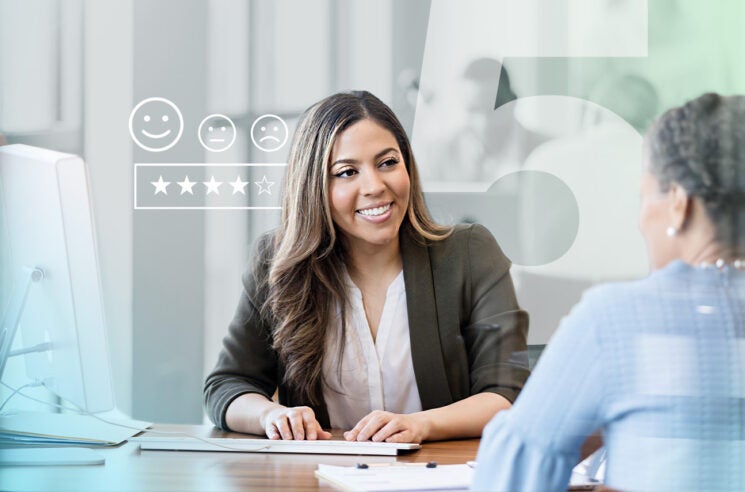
top-left (315, 463), bottom-right (473, 491)
top-left (0, 412), bottom-right (151, 446)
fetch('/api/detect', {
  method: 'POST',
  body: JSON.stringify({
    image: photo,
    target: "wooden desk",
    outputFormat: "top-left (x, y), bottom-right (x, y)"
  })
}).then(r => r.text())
top-left (1, 424), bottom-right (480, 491)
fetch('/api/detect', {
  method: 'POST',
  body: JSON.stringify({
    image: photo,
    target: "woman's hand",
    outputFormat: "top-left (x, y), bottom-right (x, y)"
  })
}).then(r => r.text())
top-left (260, 405), bottom-right (332, 440)
top-left (344, 410), bottom-right (430, 444)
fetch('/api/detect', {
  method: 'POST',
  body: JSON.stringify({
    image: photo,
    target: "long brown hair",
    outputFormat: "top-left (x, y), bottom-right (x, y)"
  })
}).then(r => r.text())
top-left (264, 91), bottom-right (451, 405)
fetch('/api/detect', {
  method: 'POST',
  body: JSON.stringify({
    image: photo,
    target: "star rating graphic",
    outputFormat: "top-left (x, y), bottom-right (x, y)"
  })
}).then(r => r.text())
top-left (150, 175), bottom-right (274, 195)
top-left (203, 176), bottom-right (223, 195)
top-left (254, 175), bottom-right (275, 195)
top-left (151, 175), bottom-right (170, 195)
top-left (177, 176), bottom-right (196, 195)
top-left (149, 174), bottom-right (273, 197)
top-left (136, 164), bottom-right (284, 210)
top-left (229, 176), bottom-right (249, 195)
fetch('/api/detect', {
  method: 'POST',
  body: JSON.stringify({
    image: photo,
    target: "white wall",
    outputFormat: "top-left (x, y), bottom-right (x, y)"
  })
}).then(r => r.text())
top-left (84, 0), bottom-right (134, 415)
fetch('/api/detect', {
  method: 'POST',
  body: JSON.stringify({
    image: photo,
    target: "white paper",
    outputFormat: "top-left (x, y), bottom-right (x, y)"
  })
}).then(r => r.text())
top-left (0, 412), bottom-right (151, 445)
top-left (315, 463), bottom-right (473, 491)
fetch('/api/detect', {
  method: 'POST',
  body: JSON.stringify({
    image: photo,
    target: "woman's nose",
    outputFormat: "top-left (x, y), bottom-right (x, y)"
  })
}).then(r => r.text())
top-left (360, 168), bottom-right (385, 195)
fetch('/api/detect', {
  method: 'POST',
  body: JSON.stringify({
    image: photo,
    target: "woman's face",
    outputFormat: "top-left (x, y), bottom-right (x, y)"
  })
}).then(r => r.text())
top-left (328, 118), bottom-right (410, 252)
top-left (638, 158), bottom-right (678, 270)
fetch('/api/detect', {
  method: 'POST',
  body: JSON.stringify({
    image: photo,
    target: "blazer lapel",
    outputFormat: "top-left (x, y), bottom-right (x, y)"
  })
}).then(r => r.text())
top-left (400, 229), bottom-right (454, 409)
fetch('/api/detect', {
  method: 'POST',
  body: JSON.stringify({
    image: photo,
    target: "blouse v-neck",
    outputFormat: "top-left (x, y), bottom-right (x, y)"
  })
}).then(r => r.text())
top-left (321, 268), bottom-right (422, 429)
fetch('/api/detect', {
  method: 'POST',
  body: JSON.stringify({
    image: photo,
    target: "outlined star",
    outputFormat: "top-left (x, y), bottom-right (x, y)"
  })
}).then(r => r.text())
top-left (177, 175), bottom-right (196, 195)
top-left (151, 175), bottom-right (170, 195)
top-left (254, 175), bottom-right (275, 195)
top-left (203, 176), bottom-right (223, 195)
top-left (229, 175), bottom-right (249, 195)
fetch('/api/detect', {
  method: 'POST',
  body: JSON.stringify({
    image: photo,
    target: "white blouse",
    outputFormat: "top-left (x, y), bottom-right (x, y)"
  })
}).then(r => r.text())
top-left (322, 270), bottom-right (422, 430)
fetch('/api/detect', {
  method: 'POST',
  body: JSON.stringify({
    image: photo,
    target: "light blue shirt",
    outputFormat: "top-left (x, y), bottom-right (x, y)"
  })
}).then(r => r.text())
top-left (472, 261), bottom-right (745, 491)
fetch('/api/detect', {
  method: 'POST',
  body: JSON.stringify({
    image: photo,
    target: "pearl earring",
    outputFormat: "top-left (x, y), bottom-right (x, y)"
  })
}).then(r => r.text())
top-left (666, 226), bottom-right (678, 237)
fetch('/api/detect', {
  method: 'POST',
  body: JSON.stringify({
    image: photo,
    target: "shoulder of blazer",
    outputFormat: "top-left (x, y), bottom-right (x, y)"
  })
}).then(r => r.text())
top-left (398, 223), bottom-right (489, 271)
top-left (422, 223), bottom-right (488, 267)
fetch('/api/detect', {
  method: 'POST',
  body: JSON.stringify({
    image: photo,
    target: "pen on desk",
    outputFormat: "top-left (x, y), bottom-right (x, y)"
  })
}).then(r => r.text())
top-left (356, 461), bottom-right (437, 469)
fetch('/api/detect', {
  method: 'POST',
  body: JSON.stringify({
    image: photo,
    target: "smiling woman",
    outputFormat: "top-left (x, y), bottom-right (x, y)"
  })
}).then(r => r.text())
top-left (328, 119), bottom-right (411, 255)
top-left (204, 91), bottom-right (530, 444)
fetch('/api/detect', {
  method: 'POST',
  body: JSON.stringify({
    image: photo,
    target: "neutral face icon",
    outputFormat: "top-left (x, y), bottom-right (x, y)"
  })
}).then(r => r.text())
top-left (129, 97), bottom-right (184, 152)
top-left (250, 114), bottom-right (288, 152)
top-left (198, 114), bottom-right (237, 152)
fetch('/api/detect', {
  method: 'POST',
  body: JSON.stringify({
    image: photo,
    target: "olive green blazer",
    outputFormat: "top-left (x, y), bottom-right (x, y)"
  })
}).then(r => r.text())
top-left (204, 223), bottom-right (530, 430)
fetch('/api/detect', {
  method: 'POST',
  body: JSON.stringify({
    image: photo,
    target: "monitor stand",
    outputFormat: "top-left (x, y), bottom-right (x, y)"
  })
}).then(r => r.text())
top-left (0, 267), bottom-right (46, 382)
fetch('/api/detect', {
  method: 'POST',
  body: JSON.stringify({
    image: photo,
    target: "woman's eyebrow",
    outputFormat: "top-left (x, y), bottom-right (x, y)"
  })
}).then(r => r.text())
top-left (331, 147), bottom-right (399, 166)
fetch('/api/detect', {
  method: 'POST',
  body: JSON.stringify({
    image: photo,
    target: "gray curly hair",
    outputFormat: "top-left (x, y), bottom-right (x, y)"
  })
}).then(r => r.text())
top-left (646, 93), bottom-right (745, 253)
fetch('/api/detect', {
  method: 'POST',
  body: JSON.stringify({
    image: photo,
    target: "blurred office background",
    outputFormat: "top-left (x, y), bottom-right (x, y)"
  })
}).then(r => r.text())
top-left (1, 0), bottom-right (744, 423)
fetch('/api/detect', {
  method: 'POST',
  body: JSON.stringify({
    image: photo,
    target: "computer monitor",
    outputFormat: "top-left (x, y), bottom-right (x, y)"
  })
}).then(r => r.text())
top-left (0, 144), bottom-right (115, 413)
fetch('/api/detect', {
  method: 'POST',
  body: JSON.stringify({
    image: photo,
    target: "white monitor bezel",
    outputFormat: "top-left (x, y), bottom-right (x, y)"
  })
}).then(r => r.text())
top-left (0, 144), bottom-right (115, 413)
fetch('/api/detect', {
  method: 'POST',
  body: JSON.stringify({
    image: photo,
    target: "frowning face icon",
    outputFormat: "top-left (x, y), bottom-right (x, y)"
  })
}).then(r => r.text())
top-left (129, 97), bottom-right (184, 152)
top-left (250, 114), bottom-right (288, 152)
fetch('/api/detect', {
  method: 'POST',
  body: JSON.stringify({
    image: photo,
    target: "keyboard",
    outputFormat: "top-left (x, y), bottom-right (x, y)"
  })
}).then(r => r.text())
top-left (132, 436), bottom-right (421, 456)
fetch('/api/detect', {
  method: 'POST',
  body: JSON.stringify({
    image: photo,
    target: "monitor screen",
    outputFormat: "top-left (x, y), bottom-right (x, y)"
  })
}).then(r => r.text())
top-left (0, 144), bottom-right (115, 413)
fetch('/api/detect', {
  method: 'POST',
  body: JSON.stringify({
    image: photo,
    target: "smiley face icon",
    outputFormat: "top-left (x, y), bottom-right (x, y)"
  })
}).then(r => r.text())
top-left (128, 97), bottom-right (184, 152)
top-left (198, 114), bottom-right (237, 152)
top-left (250, 114), bottom-right (289, 152)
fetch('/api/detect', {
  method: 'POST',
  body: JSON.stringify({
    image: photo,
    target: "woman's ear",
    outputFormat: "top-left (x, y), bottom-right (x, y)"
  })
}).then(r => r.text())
top-left (668, 183), bottom-right (692, 232)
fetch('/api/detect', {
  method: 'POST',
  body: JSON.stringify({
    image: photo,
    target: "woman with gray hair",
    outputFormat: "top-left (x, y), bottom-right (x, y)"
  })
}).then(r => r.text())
top-left (472, 93), bottom-right (745, 491)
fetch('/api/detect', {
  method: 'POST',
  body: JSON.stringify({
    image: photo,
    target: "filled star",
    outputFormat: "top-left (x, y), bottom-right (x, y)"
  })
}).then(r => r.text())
top-left (229, 175), bottom-right (249, 195)
top-left (151, 175), bottom-right (170, 195)
top-left (254, 175), bottom-right (275, 195)
top-left (177, 175), bottom-right (196, 195)
top-left (203, 176), bottom-right (223, 195)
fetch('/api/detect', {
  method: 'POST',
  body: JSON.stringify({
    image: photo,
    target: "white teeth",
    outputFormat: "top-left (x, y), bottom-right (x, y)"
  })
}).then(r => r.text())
top-left (357, 203), bottom-right (391, 216)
